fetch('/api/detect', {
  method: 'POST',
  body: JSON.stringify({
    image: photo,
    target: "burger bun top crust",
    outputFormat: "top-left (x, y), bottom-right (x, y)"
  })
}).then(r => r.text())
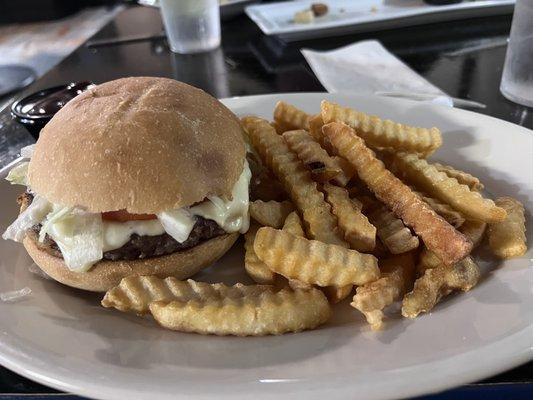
top-left (28, 77), bottom-right (246, 213)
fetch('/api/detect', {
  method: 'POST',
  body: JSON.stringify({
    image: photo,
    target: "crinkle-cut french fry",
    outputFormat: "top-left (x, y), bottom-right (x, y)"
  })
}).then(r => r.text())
top-left (244, 224), bottom-right (276, 284)
top-left (249, 200), bottom-right (295, 229)
top-left (459, 219), bottom-right (487, 248)
top-left (321, 100), bottom-right (442, 156)
top-left (288, 279), bottom-right (313, 290)
top-left (393, 152), bottom-right (506, 223)
top-left (417, 219), bottom-right (487, 274)
top-left (282, 211), bottom-right (305, 237)
top-left (488, 197), bottom-right (527, 259)
top-left (248, 152), bottom-right (287, 202)
top-left (402, 256), bottom-right (480, 318)
top-left (433, 162), bottom-right (484, 191)
top-left (308, 113), bottom-right (327, 144)
top-left (102, 276), bottom-right (272, 314)
top-left (150, 283), bottom-right (331, 336)
top-left (323, 183), bottom-right (376, 252)
top-left (282, 210), bottom-right (353, 300)
top-left (270, 121), bottom-right (284, 135)
top-left (412, 189), bottom-right (465, 228)
top-left (283, 129), bottom-right (353, 185)
top-left (254, 227), bottom-right (379, 287)
top-left (416, 248), bottom-right (444, 274)
top-left (351, 252), bottom-right (415, 330)
top-left (334, 156), bottom-right (357, 184)
top-left (242, 117), bottom-right (347, 247)
top-left (322, 285), bottom-right (353, 304)
top-left (323, 122), bottom-right (472, 265)
top-left (366, 202), bottom-right (419, 254)
top-left (273, 101), bottom-right (311, 132)
top-left (282, 212), bottom-right (313, 290)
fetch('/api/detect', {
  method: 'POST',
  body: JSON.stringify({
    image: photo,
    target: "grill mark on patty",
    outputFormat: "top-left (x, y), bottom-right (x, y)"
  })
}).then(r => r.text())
top-left (21, 192), bottom-right (226, 261)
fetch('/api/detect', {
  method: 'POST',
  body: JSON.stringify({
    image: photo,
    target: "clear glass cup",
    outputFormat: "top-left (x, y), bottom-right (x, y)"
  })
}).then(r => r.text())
top-left (500, 0), bottom-right (533, 107)
top-left (160, 0), bottom-right (221, 54)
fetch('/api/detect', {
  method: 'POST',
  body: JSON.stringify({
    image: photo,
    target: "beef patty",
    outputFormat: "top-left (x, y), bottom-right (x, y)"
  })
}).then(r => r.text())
top-left (20, 193), bottom-right (226, 261)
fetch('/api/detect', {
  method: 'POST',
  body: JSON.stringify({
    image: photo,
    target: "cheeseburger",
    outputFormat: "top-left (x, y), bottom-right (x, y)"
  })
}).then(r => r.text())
top-left (3, 77), bottom-right (250, 292)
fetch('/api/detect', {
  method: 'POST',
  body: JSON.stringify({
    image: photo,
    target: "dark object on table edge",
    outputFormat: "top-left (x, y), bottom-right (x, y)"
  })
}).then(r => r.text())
top-left (0, 0), bottom-right (115, 23)
top-left (11, 82), bottom-right (94, 138)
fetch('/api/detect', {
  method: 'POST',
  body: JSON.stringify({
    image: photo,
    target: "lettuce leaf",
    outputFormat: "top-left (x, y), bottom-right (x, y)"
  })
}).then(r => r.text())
top-left (41, 206), bottom-right (104, 272)
top-left (2, 195), bottom-right (52, 242)
top-left (6, 162), bottom-right (29, 186)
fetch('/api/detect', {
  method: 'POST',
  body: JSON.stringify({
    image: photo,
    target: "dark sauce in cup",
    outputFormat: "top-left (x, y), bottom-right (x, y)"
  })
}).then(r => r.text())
top-left (11, 81), bottom-right (94, 138)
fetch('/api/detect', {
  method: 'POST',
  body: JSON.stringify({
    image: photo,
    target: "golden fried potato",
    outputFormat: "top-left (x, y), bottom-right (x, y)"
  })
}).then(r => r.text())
top-left (402, 256), bottom-right (480, 318)
top-left (273, 101), bottom-right (311, 132)
top-left (321, 100), bottom-right (442, 156)
top-left (242, 117), bottom-right (347, 247)
top-left (366, 201), bottom-right (419, 254)
top-left (413, 189), bottom-right (465, 228)
top-left (282, 212), bottom-right (313, 290)
top-left (244, 224), bottom-right (276, 284)
top-left (283, 129), bottom-right (353, 185)
top-left (433, 162), bottom-right (484, 191)
top-left (460, 219), bottom-right (487, 248)
top-left (322, 285), bottom-right (353, 304)
top-left (488, 197), bottom-right (527, 259)
top-left (351, 252), bottom-right (415, 330)
top-left (322, 121), bottom-right (472, 266)
top-left (249, 200), bottom-right (295, 229)
top-left (102, 276), bottom-right (271, 314)
top-left (282, 211), bottom-right (305, 237)
top-left (270, 121), bottom-right (284, 135)
top-left (150, 284), bottom-right (331, 336)
top-left (308, 113), bottom-right (326, 143)
top-left (417, 219), bottom-right (486, 274)
top-left (254, 227), bottom-right (379, 287)
top-left (393, 152), bottom-right (506, 223)
top-left (282, 210), bottom-right (353, 301)
top-left (323, 183), bottom-right (376, 252)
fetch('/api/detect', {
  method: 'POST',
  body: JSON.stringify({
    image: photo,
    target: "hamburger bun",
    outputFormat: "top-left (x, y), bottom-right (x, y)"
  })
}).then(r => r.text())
top-left (17, 77), bottom-right (248, 291)
top-left (28, 76), bottom-right (246, 214)
top-left (24, 232), bottom-right (239, 292)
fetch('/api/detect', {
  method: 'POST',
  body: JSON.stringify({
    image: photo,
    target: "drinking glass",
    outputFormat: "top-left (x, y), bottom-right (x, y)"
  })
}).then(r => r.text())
top-left (500, 0), bottom-right (533, 107)
top-left (160, 0), bottom-right (221, 54)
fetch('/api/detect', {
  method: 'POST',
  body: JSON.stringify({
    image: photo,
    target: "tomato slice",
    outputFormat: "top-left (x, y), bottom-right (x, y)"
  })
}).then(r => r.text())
top-left (102, 210), bottom-right (157, 222)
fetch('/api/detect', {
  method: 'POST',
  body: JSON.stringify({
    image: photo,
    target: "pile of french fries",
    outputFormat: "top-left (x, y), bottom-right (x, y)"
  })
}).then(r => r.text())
top-left (102, 100), bottom-right (527, 335)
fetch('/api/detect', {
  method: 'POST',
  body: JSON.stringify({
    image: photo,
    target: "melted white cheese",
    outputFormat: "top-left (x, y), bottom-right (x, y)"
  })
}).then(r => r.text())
top-left (103, 220), bottom-right (165, 251)
top-left (190, 160), bottom-right (251, 234)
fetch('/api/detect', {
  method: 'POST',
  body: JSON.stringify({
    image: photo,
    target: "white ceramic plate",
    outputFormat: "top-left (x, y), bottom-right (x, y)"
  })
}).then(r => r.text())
top-left (0, 93), bottom-right (532, 400)
top-left (245, 0), bottom-right (515, 41)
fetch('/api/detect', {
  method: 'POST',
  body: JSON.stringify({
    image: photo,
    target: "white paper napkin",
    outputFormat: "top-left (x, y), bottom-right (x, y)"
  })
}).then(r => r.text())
top-left (301, 40), bottom-right (454, 107)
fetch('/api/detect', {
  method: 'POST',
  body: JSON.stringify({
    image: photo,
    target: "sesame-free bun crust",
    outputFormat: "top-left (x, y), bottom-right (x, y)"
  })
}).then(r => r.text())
top-left (28, 77), bottom-right (246, 213)
top-left (23, 233), bottom-right (239, 292)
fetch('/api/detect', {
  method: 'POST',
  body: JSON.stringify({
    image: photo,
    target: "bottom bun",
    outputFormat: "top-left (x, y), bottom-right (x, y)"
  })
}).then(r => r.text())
top-left (23, 233), bottom-right (239, 292)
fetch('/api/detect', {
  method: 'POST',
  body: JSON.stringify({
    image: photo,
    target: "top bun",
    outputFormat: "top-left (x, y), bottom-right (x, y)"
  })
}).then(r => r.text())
top-left (28, 77), bottom-right (246, 213)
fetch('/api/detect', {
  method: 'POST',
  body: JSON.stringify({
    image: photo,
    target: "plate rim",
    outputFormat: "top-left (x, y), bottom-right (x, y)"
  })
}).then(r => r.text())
top-left (0, 92), bottom-right (532, 400)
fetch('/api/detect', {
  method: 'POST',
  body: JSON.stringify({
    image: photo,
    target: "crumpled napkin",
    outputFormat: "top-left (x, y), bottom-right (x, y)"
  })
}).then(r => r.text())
top-left (301, 40), bottom-right (453, 107)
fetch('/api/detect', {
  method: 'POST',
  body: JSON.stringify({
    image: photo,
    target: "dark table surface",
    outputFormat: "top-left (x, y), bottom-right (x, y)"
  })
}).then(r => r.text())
top-left (0, 4), bottom-right (532, 399)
